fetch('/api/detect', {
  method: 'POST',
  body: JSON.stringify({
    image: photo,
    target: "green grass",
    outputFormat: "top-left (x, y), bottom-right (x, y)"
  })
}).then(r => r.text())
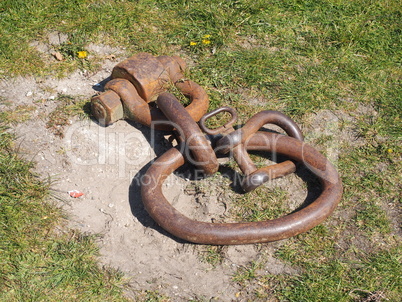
top-left (232, 231), bottom-right (401, 301)
top-left (0, 104), bottom-right (36, 124)
top-left (274, 245), bottom-right (402, 301)
top-left (232, 186), bottom-right (291, 222)
top-left (198, 245), bottom-right (226, 267)
top-left (0, 0), bottom-right (401, 301)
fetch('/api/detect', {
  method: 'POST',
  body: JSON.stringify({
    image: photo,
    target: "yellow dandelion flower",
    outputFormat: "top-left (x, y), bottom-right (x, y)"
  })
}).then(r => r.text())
top-left (190, 41), bottom-right (198, 46)
top-left (387, 148), bottom-right (393, 153)
top-left (77, 51), bottom-right (87, 59)
top-left (202, 34), bottom-right (211, 39)
top-left (202, 39), bottom-right (211, 45)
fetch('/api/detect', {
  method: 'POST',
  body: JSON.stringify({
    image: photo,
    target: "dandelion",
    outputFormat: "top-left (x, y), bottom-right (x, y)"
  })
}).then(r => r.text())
top-left (387, 148), bottom-right (393, 153)
top-left (202, 34), bottom-right (211, 39)
top-left (202, 39), bottom-right (211, 45)
top-left (77, 50), bottom-right (87, 59)
top-left (190, 41), bottom-right (198, 46)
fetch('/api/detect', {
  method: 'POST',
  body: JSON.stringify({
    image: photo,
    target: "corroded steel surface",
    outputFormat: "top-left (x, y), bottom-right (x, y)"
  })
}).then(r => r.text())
top-left (218, 110), bottom-right (304, 192)
top-left (199, 106), bottom-right (238, 135)
top-left (156, 92), bottom-right (219, 175)
top-left (92, 53), bottom-right (343, 245)
top-left (141, 132), bottom-right (342, 245)
top-left (201, 108), bottom-right (304, 192)
top-left (91, 53), bottom-right (209, 129)
top-left (111, 52), bottom-right (170, 102)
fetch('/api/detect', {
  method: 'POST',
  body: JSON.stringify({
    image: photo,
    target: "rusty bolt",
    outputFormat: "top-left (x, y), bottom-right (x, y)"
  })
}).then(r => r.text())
top-left (91, 53), bottom-right (209, 128)
top-left (91, 90), bottom-right (124, 126)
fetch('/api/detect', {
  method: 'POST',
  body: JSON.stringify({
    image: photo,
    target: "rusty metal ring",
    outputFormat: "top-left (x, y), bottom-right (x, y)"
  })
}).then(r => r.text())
top-left (217, 110), bottom-right (303, 153)
top-left (156, 92), bottom-right (219, 175)
top-left (141, 131), bottom-right (342, 245)
top-left (173, 80), bottom-right (209, 124)
top-left (199, 106), bottom-right (238, 135)
top-left (216, 110), bottom-right (304, 192)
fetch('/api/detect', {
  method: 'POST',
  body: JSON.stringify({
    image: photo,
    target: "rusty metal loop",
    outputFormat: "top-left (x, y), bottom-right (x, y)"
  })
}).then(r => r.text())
top-left (173, 80), bottom-right (209, 124)
top-left (141, 131), bottom-right (342, 245)
top-left (91, 53), bottom-right (209, 130)
top-left (156, 92), bottom-right (219, 175)
top-left (216, 110), bottom-right (304, 154)
top-left (199, 106), bottom-right (238, 135)
top-left (215, 110), bottom-right (304, 192)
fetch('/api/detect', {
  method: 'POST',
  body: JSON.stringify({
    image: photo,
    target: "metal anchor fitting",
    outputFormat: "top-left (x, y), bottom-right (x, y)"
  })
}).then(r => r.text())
top-left (91, 53), bottom-right (343, 245)
top-left (91, 52), bottom-right (209, 130)
top-left (200, 108), bottom-right (304, 192)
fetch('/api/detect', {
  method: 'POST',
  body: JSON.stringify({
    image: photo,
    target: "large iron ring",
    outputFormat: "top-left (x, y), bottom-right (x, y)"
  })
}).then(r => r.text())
top-left (141, 131), bottom-right (342, 245)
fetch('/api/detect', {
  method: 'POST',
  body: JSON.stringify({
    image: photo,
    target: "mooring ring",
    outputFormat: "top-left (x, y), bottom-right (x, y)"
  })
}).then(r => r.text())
top-left (141, 131), bottom-right (342, 245)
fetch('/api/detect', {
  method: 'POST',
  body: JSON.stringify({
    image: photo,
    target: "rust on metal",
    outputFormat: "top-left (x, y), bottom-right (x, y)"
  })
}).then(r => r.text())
top-left (111, 52), bottom-right (171, 102)
top-left (91, 53), bottom-right (209, 129)
top-left (141, 131), bottom-right (342, 245)
top-left (91, 53), bottom-right (343, 245)
top-left (205, 109), bottom-right (304, 192)
top-left (156, 92), bottom-right (219, 175)
top-left (199, 106), bottom-right (238, 135)
top-left (91, 90), bottom-right (124, 126)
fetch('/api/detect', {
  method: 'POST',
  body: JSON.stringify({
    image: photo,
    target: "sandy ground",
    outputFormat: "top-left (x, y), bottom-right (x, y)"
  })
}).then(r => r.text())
top-left (1, 44), bottom-right (342, 301)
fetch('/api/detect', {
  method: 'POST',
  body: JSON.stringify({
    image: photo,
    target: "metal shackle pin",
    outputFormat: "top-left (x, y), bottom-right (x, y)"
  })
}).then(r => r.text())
top-left (91, 53), bottom-right (209, 130)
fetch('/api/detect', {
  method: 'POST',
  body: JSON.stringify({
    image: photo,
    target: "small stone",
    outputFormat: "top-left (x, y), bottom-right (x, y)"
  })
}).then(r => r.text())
top-left (26, 91), bottom-right (33, 97)
top-left (52, 52), bottom-right (64, 61)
